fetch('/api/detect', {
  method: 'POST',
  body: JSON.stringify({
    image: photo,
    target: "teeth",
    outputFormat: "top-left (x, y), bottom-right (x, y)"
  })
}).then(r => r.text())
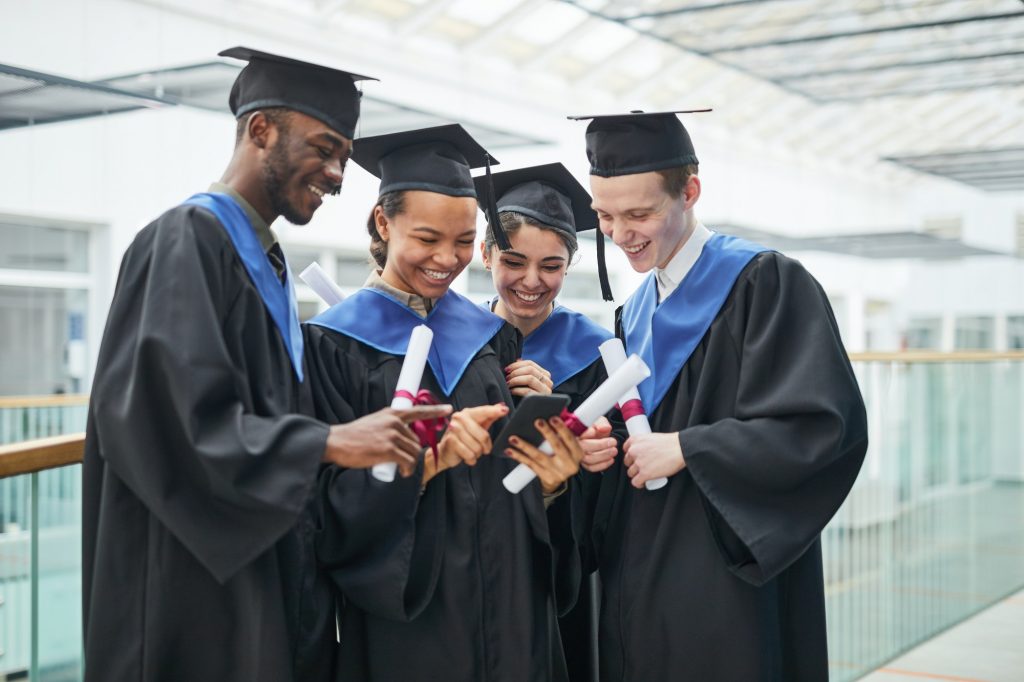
top-left (624, 241), bottom-right (649, 254)
top-left (512, 289), bottom-right (542, 303)
top-left (308, 185), bottom-right (324, 197)
top-left (423, 269), bottom-right (451, 280)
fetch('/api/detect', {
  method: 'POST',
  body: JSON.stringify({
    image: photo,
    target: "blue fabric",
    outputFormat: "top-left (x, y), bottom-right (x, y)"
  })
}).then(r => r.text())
top-left (183, 192), bottom-right (304, 381)
top-left (307, 287), bottom-right (505, 396)
top-left (621, 232), bottom-right (767, 412)
top-left (523, 305), bottom-right (613, 387)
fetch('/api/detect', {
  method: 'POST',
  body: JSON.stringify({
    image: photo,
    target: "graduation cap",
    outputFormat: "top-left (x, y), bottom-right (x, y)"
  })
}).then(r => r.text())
top-left (568, 109), bottom-right (711, 178)
top-left (351, 123), bottom-right (511, 250)
top-left (220, 46), bottom-right (376, 140)
top-left (473, 162), bottom-right (613, 300)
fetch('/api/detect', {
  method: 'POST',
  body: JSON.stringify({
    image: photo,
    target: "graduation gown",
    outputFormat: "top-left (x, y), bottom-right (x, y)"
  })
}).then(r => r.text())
top-left (82, 195), bottom-right (336, 682)
top-left (517, 305), bottom-right (614, 682)
top-left (591, 243), bottom-right (868, 681)
top-left (304, 287), bottom-right (578, 682)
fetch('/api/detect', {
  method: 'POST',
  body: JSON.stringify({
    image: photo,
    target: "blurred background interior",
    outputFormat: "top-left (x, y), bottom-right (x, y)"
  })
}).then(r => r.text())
top-left (1, 1), bottom-right (1023, 680)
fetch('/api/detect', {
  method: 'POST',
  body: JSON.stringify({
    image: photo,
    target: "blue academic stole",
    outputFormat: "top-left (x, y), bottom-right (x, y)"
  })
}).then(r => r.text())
top-left (307, 288), bottom-right (505, 397)
top-left (182, 192), bottom-right (305, 381)
top-left (621, 233), bottom-right (768, 412)
top-left (523, 305), bottom-right (614, 388)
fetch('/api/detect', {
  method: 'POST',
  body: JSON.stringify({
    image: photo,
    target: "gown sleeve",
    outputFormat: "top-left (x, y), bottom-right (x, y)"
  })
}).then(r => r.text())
top-left (88, 207), bottom-right (329, 584)
top-left (680, 253), bottom-right (868, 585)
top-left (304, 323), bottom-right (446, 622)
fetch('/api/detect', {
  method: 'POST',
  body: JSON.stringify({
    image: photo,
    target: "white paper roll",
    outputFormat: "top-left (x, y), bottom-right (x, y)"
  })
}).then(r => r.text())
top-left (300, 262), bottom-right (346, 307)
top-left (503, 354), bottom-right (651, 494)
top-left (372, 325), bottom-right (434, 482)
top-left (599, 339), bottom-right (667, 491)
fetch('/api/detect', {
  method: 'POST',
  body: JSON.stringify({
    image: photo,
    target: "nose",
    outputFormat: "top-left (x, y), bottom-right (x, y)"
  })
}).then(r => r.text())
top-left (601, 216), bottom-right (625, 244)
top-left (434, 245), bottom-right (459, 270)
top-left (521, 266), bottom-right (542, 289)
top-left (323, 158), bottom-right (343, 186)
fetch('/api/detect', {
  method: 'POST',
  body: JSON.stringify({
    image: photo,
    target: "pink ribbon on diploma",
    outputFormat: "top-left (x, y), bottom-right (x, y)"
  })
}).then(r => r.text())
top-left (617, 398), bottom-right (646, 421)
top-left (394, 389), bottom-right (449, 462)
top-left (558, 408), bottom-right (589, 437)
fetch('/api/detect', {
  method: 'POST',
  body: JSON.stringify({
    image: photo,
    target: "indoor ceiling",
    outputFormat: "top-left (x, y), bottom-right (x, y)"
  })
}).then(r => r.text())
top-left (252, 0), bottom-right (1024, 192)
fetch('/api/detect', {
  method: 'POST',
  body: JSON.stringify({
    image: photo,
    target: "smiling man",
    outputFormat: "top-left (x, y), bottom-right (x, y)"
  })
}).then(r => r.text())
top-left (82, 48), bottom-right (451, 682)
top-left (574, 111), bottom-right (869, 681)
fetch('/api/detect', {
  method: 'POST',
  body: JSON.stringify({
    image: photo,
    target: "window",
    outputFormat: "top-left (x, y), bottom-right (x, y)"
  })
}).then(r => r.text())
top-left (1008, 315), bottom-right (1024, 350)
top-left (954, 316), bottom-right (994, 350)
top-left (0, 218), bottom-right (94, 396)
top-left (0, 220), bottom-right (89, 273)
top-left (905, 317), bottom-right (942, 350)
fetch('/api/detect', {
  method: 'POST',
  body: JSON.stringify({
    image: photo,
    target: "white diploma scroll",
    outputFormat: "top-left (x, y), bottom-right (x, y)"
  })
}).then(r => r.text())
top-left (503, 354), bottom-right (651, 494)
top-left (372, 324), bottom-right (434, 482)
top-left (299, 262), bottom-right (346, 306)
top-left (599, 339), bottom-right (668, 491)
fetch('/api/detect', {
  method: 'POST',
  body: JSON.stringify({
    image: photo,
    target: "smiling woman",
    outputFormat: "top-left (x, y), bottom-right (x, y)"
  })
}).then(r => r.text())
top-left (300, 124), bottom-right (587, 682)
top-left (367, 189), bottom-right (478, 298)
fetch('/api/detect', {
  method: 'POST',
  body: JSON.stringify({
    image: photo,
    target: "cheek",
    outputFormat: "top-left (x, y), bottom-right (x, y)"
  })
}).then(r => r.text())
top-left (493, 267), bottom-right (519, 292)
top-left (541, 270), bottom-right (565, 293)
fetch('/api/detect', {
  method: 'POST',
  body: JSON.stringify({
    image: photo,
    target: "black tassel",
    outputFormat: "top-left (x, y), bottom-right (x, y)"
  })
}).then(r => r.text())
top-left (596, 229), bottom-right (613, 301)
top-left (485, 154), bottom-right (511, 251)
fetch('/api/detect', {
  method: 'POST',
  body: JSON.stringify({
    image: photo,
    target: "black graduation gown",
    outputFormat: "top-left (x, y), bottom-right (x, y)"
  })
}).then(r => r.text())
top-left (550, 360), bottom-right (609, 682)
top-left (304, 319), bottom-right (579, 682)
top-left (590, 252), bottom-right (868, 681)
top-left (82, 204), bottom-right (337, 682)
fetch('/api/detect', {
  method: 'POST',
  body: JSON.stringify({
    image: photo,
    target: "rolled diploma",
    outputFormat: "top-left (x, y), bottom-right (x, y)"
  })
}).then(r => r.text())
top-left (372, 324), bottom-right (434, 482)
top-left (503, 354), bottom-right (651, 494)
top-left (599, 338), bottom-right (668, 491)
top-left (300, 262), bottom-right (346, 306)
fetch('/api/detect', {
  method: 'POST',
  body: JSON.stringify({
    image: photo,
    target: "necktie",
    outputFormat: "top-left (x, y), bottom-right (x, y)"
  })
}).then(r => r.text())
top-left (267, 243), bottom-right (287, 284)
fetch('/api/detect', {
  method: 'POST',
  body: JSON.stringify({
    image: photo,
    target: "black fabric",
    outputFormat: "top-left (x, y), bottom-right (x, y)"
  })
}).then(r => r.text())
top-left (220, 46), bottom-right (372, 139)
top-left (472, 162), bottom-right (598, 237)
top-left (549, 360), bottom-right (609, 682)
top-left (586, 252), bottom-right (867, 681)
top-left (582, 112), bottom-right (698, 177)
top-left (304, 319), bottom-right (580, 682)
top-left (82, 205), bottom-right (336, 682)
top-left (268, 241), bottom-right (287, 283)
top-left (351, 123), bottom-right (496, 198)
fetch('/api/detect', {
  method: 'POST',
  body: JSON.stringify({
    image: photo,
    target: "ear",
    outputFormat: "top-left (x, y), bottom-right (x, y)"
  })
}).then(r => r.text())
top-left (374, 205), bottom-right (390, 241)
top-left (480, 240), bottom-right (492, 269)
top-left (246, 111), bottom-right (274, 150)
top-left (684, 174), bottom-right (701, 209)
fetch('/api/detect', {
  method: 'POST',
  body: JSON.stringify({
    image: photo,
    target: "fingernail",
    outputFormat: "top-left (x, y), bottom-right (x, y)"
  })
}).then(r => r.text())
top-left (505, 448), bottom-right (513, 456)
top-left (534, 419), bottom-right (545, 428)
top-left (509, 436), bottom-right (519, 445)
top-left (551, 416), bottom-right (563, 426)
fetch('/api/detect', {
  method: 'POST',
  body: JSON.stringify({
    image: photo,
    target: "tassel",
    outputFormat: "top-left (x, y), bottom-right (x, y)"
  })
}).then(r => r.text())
top-left (596, 229), bottom-right (613, 301)
top-left (485, 154), bottom-right (511, 251)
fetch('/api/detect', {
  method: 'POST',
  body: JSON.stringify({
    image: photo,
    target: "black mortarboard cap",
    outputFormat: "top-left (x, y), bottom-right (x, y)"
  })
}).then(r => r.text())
top-left (220, 46), bottom-right (375, 140)
top-left (568, 109), bottom-right (710, 178)
top-left (474, 162), bottom-right (613, 300)
top-left (352, 124), bottom-right (511, 250)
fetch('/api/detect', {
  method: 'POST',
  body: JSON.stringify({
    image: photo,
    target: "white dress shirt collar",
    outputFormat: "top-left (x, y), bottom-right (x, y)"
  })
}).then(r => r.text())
top-left (655, 222), bottom-right (712, 301)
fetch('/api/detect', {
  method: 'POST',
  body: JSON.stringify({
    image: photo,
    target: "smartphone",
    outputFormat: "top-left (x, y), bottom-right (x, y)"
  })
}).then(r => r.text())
top-left (492, 393), bottom-right (571, 456)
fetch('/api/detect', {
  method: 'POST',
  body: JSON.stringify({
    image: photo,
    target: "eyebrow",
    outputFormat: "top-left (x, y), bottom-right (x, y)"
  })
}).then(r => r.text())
top-left (413, 226), bottom-right (477, 238)
top-left (501, 250), bottom-right (566, 262)
top-left (314, 132), bottom-right (348, 151)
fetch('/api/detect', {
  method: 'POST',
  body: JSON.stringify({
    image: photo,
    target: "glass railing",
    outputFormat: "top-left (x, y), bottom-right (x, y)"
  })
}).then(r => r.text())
top-left (825, 354), bottom-right (1024, 681)
top-left (1, 355), bottom-right (1023, 681)
top-left (0, 396), bottom-right (86, 682)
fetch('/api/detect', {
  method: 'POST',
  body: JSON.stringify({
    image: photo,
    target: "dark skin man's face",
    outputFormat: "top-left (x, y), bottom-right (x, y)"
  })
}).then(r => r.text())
top-left (262, 112), bottom-right (352, 225)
